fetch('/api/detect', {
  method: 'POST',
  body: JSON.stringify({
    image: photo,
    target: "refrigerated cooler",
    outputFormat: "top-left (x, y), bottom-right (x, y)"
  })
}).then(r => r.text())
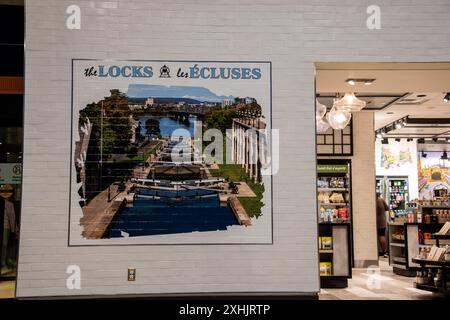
top-left (376, 176), bottom-right (409, 217)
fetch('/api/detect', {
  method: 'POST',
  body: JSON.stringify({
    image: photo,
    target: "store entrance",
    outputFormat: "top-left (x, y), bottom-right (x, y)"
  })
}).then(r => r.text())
top-left (0, 3), bottom-right (24, 298)
top-left (315, 62), bottom-right (450, 298)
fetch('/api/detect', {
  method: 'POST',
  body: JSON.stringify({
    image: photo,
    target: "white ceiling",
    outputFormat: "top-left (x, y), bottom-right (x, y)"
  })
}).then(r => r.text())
top-left (375, 92), bottom-right (450, 130)
top-left (315, 62), bottom-right (450, 131)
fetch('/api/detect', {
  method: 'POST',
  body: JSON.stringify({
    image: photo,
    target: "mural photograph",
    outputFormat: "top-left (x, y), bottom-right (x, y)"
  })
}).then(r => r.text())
top-left (69, 60), bottom-right (272, 245)
top-left (418, 151), bottom-right (450, 200)
top-left (380, 144), bottom-right (413, 170)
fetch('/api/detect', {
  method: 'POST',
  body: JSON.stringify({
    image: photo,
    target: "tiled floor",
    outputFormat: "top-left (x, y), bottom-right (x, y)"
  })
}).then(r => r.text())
top-left (0, 281), bottom-right (15, 299)
top-left (319, 258), bottom-right (444, 300)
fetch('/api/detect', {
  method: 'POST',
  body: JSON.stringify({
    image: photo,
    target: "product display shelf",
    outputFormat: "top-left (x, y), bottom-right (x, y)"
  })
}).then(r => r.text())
top-left (414, 283), bottom-right (447, 294)
top-left (412, 258), bottom-right (449, 295)
top-left (389, 221), bottom-right (448, 276)
top-left (318, 223), bottom-right (352, 288)
top-left (317, 188), bottom-right (349, 192)
top-left (421, 204), bottom-right (450, 209)
top-left (389, 223), bottom-right (420, 276)
top-left (317, 160), bottom-right (353, 288)
top-left (319, 222), bottom-right (351, 225)
top-left (319, 202), bottom-right (349, 207)
top-left (434, 234), bottom-right (450, 247)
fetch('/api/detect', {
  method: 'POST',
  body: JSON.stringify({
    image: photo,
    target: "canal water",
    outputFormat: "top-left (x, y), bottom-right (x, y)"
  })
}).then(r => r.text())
top-left (104, 117), bottom-right (238, 238)
top-left (105, 190), bottom-right (238, 237)
top-left (138, 116), bottom-right (196, 138)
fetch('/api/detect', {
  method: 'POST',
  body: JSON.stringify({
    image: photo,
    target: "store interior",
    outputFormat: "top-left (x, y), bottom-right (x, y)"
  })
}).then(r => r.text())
top-left (0, 3), bottom-right (23, 299)
top-left (315, 62), bottom-right (450, 299)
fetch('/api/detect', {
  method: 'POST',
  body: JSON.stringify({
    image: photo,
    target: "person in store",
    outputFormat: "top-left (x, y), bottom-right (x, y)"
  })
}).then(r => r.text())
top-left (0, 190), bottom-right (19, 271)
top-left (376, 192), bottom-right (389, 258)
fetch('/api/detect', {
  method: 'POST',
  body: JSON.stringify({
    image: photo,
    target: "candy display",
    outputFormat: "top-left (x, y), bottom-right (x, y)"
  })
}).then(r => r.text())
top-left (319, 262), bottom-right (332, 276)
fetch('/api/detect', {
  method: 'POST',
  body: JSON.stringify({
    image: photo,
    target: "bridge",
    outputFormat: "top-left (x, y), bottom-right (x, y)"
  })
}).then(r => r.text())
top-left (167, 105), bottom-right (211, 120)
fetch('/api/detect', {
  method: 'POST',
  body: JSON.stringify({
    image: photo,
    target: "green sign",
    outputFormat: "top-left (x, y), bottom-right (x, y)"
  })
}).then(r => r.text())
top-left (0, 163), bottom-right (22, 184)
top-left (317, 164), bottom-right (348, 173)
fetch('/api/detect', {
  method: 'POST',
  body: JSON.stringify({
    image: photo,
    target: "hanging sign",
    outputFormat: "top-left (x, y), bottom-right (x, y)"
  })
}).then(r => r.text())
top-left (317, 164), bottom-right (348, 174)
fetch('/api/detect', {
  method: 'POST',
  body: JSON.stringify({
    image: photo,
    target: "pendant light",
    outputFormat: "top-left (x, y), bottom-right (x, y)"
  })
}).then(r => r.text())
top-left (333, 92), bottom-right (366, 113)
top-left (326, 106), bottom-right (352, 130)
top-left (316, 99), bottom-right (327, 121)
top-left (316, 118), bottom-right (331, 133)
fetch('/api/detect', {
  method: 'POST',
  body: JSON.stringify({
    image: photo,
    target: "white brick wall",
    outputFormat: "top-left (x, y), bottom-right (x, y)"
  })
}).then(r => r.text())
top-left (18, 0), bottom-right (450, 297)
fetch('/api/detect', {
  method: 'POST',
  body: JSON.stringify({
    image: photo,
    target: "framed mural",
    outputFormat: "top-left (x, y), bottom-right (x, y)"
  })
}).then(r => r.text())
top-left (69, 60), bottom-right (273, 245)
top-left (418, 151), bottom-right (450, 201)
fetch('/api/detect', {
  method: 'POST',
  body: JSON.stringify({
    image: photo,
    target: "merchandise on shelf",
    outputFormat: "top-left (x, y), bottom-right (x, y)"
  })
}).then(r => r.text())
top-left (330, 177), bottom-right (346, 189)
top-left (437, 222), bottom-right (450, 236)
top-left (317, 178), bottom-right (329, 189)
top-left (329, 192), bottom-right (345, 203)
top-left (445, 245), bottom-right (450, 262)
top-left (319, 262), bottom-right (332, 276)
top-left (419, 245), bottom-right (447, 261)
top-left (318, 207), bottom-right (349, 223)
top-left (317, 192), bottom-right (330, 204)
top-left (392, 230), bottom-right (405, 241)
top-left (320, 237), bottom-right (333, 250)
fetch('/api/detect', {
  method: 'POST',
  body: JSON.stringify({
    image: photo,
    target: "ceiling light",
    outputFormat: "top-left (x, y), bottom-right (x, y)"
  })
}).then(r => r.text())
top-left (381, 138), bottom-right (389, 145)
top-left (395, 138), bottom-right (401, 142)
top-left (395, 121), bottom-right (403, 129)
top-left (432, 138), bottom-right (438, 142)
top-left (376, 131), bottom-right (383, 139)
top-left (421, 151), bottom-right (427, 158)
top-left (444, 92), bottom-right (450, 103)
top-left (326, 107), bottom-right (352, 130)
top-left (345, 78), bottom-right (375, 86)
top-left (441, 151), bottom-right (449, 160)
top-left (333, 92), bottom-right (366, 113)
top-left (447, 137), bottom-right (450, 142)
top-left (316, 99), bottom-right (327, 121)
top-left (418, 138), bottom-right (425, 144)
top-left (407, 138), bottom-right (413, 142)
top-left (316, 118), bottom-right (330, 134)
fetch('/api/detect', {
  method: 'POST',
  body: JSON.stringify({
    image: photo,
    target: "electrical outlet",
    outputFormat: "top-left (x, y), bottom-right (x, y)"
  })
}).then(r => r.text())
top-left (127, 268), bottom-right (136, 281)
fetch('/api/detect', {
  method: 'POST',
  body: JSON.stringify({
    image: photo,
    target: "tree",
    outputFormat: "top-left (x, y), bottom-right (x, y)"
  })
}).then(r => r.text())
top-left (145, 118), bottom-right (160, 136)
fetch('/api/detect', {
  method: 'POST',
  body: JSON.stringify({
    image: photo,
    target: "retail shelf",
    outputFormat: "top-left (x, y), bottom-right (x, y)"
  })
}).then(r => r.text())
top-left (317, 188), bottom-right (349, 192)
top-left (389, 223), bottom-right (406, 226)
top-left (434, 234), bottom-right (450, 240)
top-left (319, 203), bottom-right (348, 207)
top-left (414, 283), bottom-right (449, 294)
top-left (423, 239), bottom-right (450, 246)
top-left (412, 258), bottom-right (450, 267)
top-left (319, 250), bottom-right (333, 254)
top-left (392, 257), bottom-right (406, 264)
top-left (319, 222), bottom-right (351, 225)
top-left (421, 205), bottom-right (450, 209)
top-left (390, 243), bottom-right (405, 247)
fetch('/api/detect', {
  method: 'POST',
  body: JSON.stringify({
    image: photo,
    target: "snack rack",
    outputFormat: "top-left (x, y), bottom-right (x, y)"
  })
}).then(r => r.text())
top-left (388, 203), bottom-right (450, 276)
top-left (317, 159), bottom-right (353, 288)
